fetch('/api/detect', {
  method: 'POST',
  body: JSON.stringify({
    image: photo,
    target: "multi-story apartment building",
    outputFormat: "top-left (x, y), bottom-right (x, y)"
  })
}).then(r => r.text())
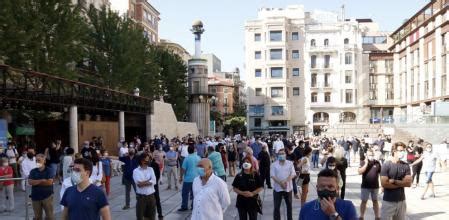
top-left (201, 54), bottom-right (222, 76)
top-left (390, 0), bottom-right (449, 123)
top-left (304, 10), bottom-right (364, 135)
top-left (110, 0), bottom-right (160, 44)
top-left (245, 6), bottom-right (306, 136)
top-left (359, 20), bottom-right (395, 124)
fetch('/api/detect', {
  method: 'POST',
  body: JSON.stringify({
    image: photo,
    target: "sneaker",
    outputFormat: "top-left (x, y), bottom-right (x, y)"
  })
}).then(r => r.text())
top-left (166, 186), bottom-right (171, 190)
top-left (122, 205), bottom-right (130, 210)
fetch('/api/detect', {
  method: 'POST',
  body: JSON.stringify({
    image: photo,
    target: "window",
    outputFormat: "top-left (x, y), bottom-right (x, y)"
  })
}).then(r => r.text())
top-left (443, 54), bottom-right (447, 74)
top-left (311, 74), bottom-right (317, 87)
top-left (369, 74), bottom-right (377, 100)
top-left (254, 118), bottom-right (262, 127)
top-left (385, 59), bottom-right (393, 73)
top-left (324, 39), bottom-right (329, 46)
top-left (311, 39), bottom-right (316, 47)
top-left (293, 87), bottom-right (300, 96)
top-left (255, 69), bottom-right (262, 77)
top-left (374, 36), bottom-right (387, 44)
top-left (345, 89), bottom-right (353, 103)
top-left (311, 55), bottom-right (317, 68)
top-left (255, 88), bottom-right (262, 96)
top-left (345, 53), bottom-right (352, 65)
top-left (292, 68), bottom-right (300, 76)
top-left (324, 55), bottom-right (331, 68)
top-left (311, 93), bottom-right (317, 103)
top-left (271, 106), bottom-right (284, 116)
top-left (271, 87), bottom-right (283, 98)
top-left (271, 67), bottom-right (283, 78)
top-left (292, 32), bottom-right (299, 41)
top-left (270, 49), bottom-right (283, 60)
top-left (292, 50), bottom-right (300, 59)
top-left (255, 51), bottom-right (261, 59)
top-left (324, 73), bottom-right (330, 87)
top-left (270, 31), bottom-right (282, 41)
top-left (249, 105), bottom-right (264, 115)
top-left (223, 88), bottom-right (228, 93)
top-left (386, 75), bottom-right (394, 99)
top-left (344, 38), bottom-right (349, 45)
top-left (193, 81), bottom-right (199, 94)
top-left (345, 71), bottom-right (352, 83)
top-left (254, 33), bottom-right (261, 42)
top-left (210, 87), bottom-right (217, 94)
top-left (325, 92), bottom-right (331, 102)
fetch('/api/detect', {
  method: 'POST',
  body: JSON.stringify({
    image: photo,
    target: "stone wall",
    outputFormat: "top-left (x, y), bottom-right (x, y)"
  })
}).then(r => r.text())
top-left (150, 101), bottom-right (198, 138)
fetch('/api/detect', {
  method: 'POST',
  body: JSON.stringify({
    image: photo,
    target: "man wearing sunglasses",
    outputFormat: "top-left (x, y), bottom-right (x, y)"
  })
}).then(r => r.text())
top-left (60, 158), bottom-right (111, 220)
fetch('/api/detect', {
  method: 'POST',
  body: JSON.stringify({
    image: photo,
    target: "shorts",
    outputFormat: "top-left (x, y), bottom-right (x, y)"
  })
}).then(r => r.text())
top-left (381, 200), bottom-right (407, 220)
top-left (299, 174), bottom-right (310, 185)
top-left (425, 172), bottom-right (434, 183)
top-left (361, 188), bottom-right (379, 201)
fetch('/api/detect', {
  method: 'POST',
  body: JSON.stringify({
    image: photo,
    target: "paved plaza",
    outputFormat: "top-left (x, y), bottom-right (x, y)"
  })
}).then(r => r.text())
top-left (1, 160), bottom-right (449, 220)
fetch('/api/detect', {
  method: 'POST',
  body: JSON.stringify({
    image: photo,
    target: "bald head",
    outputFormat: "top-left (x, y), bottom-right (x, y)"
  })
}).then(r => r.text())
top-left (198, 158), bottom-right (213, 178)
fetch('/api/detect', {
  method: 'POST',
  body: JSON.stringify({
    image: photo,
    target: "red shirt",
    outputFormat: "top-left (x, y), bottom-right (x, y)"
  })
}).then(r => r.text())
top-left (0, 166), bottom-right (14, 186)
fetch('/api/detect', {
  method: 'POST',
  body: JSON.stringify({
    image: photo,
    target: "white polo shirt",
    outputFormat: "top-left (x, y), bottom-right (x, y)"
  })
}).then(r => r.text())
top-left (191, 174), bottom-right (231, 220)
top-left (132, 166), bottom-right (156, 195)
top-left (270, 160), bottom-right (296, 192)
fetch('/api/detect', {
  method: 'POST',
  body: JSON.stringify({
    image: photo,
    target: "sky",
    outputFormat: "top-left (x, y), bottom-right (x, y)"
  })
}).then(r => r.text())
top-left (150, 0), bottom-right (428, 75)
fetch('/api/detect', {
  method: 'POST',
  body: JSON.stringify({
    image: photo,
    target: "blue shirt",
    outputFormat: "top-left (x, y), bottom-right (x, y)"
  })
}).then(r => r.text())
top-left (208, 152), bottom-right (226, 177)
top-left (195, 143), bottom-right (207, 157)
top-left (299, 199), bottom-right (357, 220)
top-left (250, 142), bottom-right (262, 158)
top-left (119, 156), bottom-right (139, 181)
top-left (100, 158), bottom-right (111, 177)
top-left (182, 153), bottom-right (201, 182)
top-left (29, 167), bottom-right (54, 201)
top-left (61, 184), bottom-right (108, 220)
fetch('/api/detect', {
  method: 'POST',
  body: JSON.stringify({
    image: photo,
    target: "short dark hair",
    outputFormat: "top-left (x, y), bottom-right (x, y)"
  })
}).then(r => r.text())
top-left (66, 148), bottom-right (75, 155)
top-left (188, 145), bottom-right (195, 154)
top-left (326, 156), bottom-right (337, 166)
top-left (303, 146), bottom-right (312, 156)
top-left (392, 142), bottom-right (406, 152)
top-left (318, 168), bottom-right (339, 181)
top-left (74, 158), bottom-right (93, 177)
top-left (138, 153), bottom-right (149, 165)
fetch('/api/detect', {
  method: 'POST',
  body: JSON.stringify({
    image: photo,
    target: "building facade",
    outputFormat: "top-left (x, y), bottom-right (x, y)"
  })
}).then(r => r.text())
top-left (245, 6), bottom-right (306, 136)
top-left (360, 20), bottom-right (395, 124)
top-left (201, 54), bottom-right (222, 76)
top-left (110, 0), bottom-right (160, 44)
top-left (304, 10), bottom-right (364, 135)
top-left (390, 0), bottom-right (449, 123)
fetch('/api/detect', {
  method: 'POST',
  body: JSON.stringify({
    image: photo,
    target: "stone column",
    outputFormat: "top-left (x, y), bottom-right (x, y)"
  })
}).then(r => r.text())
top-left (69, 106), bottom-right (79, 153)
top-left (119, 111), bottom-right (125, 141)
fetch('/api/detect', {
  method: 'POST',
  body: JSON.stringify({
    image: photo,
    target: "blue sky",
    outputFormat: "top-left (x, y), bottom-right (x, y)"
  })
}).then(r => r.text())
top-left (151, 0), bottom-right (428, 73)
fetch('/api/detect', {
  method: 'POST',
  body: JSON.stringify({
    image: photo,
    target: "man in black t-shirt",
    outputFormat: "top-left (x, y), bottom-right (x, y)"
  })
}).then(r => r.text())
top-left (358, 149), bottom-right (381, 219)
top-left (380, 142), bottom-right (412, 220)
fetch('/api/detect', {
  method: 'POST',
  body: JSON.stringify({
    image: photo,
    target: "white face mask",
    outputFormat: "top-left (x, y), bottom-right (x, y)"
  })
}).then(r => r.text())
top-left (71, 171), bottom-right (83, 185)
top-left (242, 162), bottom-right (252, 170)
top-left (367, 156), bottom-right (374, 161)
top-left (104, 153), bottom-right (109, 157)
top-left (2, 162), bottom-right (8, 167)
top-left (426, 148), bottom-right (432, 152)
top-left (36, 163), bottom-right (43, 168)
top-left (328, 165), bottom-right (336, 170)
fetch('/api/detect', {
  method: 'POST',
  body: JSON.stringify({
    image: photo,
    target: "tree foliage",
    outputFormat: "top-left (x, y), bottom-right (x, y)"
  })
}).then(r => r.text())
top-left (0, 1), bottom-right (188, 119)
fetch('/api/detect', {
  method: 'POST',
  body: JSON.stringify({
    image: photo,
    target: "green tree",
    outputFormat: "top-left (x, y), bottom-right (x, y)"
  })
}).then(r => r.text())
top-left (84, 6), bottom-right (150, 92)
top-left (0, 0), bottom-right (87, 79)
top-left (157, 49), bottom-right (188, 120)
top-left (224, 116), bottom-right (246, 136)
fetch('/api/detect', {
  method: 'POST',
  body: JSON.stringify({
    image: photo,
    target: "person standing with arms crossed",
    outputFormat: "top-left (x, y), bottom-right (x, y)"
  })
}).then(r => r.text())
top-left (358, 149), bottom-right (381, 220)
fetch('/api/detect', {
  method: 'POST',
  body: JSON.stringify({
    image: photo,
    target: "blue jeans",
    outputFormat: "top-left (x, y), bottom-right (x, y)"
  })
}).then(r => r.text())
top-left (312, 153), bottom-right (319, 168)
top-left (181, 182), bottom-right (193, 209)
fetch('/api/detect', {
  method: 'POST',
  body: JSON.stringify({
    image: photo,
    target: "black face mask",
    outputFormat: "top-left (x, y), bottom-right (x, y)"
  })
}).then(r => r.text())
top-left (27, 153), bottom-right (34, 159)
top-left (317, 189), bottom-right (337, 200)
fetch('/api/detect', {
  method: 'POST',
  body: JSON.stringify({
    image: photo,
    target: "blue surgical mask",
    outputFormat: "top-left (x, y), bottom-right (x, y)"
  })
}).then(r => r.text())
top-left (198, 167), bottom-right (206, 177)
top-left (278, 155), bottom-right (286, 161)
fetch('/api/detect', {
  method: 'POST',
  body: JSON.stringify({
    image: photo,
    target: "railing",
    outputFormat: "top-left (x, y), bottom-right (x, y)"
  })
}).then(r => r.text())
top-left (0, 65), bottom-right (153, 114)
top-left (0, 177), bottom-right (29, 220)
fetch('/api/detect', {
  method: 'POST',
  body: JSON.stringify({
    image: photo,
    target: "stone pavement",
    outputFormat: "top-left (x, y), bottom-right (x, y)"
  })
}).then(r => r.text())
top-left (1, 161), bottom-right (449, 220)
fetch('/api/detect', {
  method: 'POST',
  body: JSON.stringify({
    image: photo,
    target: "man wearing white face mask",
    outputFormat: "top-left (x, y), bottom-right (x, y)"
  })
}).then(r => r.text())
top-left (61, 158), bottom-right (111, 220)
top-left (358, 149), bottom-right (381, 220)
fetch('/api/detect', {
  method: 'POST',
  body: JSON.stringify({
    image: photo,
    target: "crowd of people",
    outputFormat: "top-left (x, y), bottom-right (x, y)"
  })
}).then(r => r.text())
top-left (0, 133), bottom-right (448, 220)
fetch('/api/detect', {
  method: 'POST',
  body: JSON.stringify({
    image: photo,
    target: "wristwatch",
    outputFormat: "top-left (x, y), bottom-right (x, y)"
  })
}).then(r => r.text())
top-left (329, 212), bottom-right (339, 220)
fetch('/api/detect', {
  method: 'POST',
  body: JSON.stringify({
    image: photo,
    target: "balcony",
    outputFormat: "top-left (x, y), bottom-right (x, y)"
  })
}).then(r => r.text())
top-left (309, 45), bottom-right (339, 53)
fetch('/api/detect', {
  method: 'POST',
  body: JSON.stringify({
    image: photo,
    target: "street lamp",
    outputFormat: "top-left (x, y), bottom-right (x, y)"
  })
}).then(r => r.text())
top-left (133, 87), bottom-right (140, 96)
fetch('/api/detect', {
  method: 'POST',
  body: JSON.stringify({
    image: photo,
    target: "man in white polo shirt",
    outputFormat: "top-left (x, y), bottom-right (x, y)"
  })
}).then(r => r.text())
top-left (271, 148), bottom-right (296, 220)
top-left (133, 153), bottom-right (157, 220)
